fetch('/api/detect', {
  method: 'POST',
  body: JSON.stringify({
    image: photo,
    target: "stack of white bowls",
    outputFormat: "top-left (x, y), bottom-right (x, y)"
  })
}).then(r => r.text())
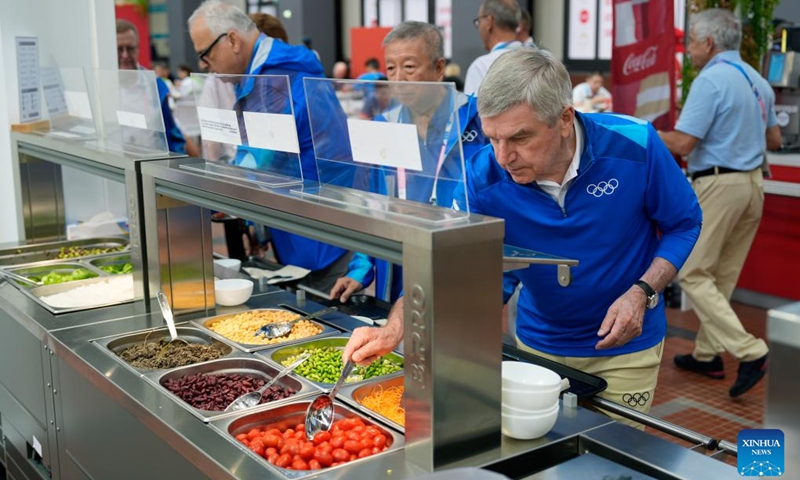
top-left (501, 361), bottom-right (563, 440)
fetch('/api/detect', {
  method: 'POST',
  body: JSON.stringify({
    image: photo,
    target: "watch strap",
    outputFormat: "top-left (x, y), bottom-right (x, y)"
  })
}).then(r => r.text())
top-left (635, 280), bottom-right (656, 298)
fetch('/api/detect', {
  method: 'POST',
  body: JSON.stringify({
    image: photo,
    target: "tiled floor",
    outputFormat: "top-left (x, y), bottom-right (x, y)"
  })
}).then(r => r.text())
top-left (646, 302), bottom-right (770, 464)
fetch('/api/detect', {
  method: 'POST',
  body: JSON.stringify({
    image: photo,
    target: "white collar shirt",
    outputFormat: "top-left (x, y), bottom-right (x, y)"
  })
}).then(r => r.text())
top-left (536, 121), bottom-right (583, 208)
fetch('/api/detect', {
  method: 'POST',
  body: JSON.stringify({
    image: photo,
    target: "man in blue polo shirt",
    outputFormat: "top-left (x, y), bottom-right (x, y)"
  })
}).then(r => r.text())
top-left (188, 0), bottom-right (351, 291)
top-left (329, 21), bottom-right (487, 304)
top-left (344, 48), bottom-right (702, 422)
top-left (659, 9), bottom-right (781, 398)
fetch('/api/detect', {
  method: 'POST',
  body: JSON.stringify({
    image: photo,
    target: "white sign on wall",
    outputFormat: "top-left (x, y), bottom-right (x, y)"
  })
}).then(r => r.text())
top-left (598, 0), bottom-right (613, 60)
top-left (15, 36), bottom-right (41, 122)
top-left (435, 0), bottom-right (452, 59)
top-left (568, 0), bottom-right (598, 60)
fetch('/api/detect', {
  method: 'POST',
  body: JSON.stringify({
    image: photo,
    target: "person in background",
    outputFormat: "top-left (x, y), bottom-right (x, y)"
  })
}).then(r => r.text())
top-left (188, 0), bottom-right (353, 292)
top-left (332, 61), bottom-right (350, 80)
top-left (658, 9), bottom-right (781, 398)
top-left (331, 60), bottom-right (352, 92)
top-left (358, 82), bottom-right (396, 120)
top-left (173, 64), bottom-right (194, 100)
top-left (354, 57), bottom-right (387, 98)
top-left (572, 72), bottom-right (612, 113)
top-left (330, 21), bottom-right (488, 305)
top-left (303, 36), bottom-right (321, 61)
top-left (249, 12), bottom-right (288, 43)
top-left (116, 19), bottom-right (200, 156)
top-left (517, 8), bottom-right (536, 47)
top-left (153, 62), bottom-right (175, 91)
top-left (357, 57), bottom-right (385, 82)
top-left (465, 0), bottom-right (522, 95)
top-left (344, 49), bottom-right (703, 426)
top-left (444, 61), bottom-right (464, 92)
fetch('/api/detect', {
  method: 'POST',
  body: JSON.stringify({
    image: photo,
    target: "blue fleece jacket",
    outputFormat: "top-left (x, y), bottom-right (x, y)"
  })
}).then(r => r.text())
top-left (455, 112), bottom-right (702, 357)
top-left (233, 35), bottom-right (349, 271)
top-left (346, 91), bottom-right (487, 302)
top-left (155, 77), bottom-right (186, 154)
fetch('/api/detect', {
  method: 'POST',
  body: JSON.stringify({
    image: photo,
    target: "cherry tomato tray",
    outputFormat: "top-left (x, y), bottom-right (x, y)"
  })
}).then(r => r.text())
top-left (210, 398), bottom-right (404, 478)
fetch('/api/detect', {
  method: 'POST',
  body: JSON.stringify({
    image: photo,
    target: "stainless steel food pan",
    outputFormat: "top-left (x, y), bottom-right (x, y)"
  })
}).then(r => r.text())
top-left (339, 374), bottom-right (405, 433)
top-left (191, 308), bottom-right (340, 354)
top-left (210, 398), bottom-right (404, 479)
top-left (148, 357), bottom-right (319, 423)
top-left (93, 326), bottom-right (236, 375)
top-left (263, 336), bottom-right (404, 389)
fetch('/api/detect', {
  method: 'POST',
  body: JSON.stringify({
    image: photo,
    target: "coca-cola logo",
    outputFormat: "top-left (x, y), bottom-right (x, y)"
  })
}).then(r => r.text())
top-left (623, 46), bottom-right (658, 75)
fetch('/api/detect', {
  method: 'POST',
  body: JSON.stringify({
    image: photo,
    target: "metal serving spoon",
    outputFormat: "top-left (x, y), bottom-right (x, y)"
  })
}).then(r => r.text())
top-left (254, 306), bottom-right (337, 339)
top-left (224, 352), bottom-right (311, 412)
top-left (305, 359), bottom-right (355, 439)
top-left (157, 291), bottom-right (179, 342)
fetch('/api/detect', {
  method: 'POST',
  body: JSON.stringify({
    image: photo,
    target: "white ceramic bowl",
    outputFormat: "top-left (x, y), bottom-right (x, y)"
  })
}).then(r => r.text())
top-left (502, 384), bottom-right (561, 411)
top-left (214, 278), bottom-right (253, 306)
top-left (502, 361), bottom-right (562, 392)
top-left (501, 400), bottom-right (558, 416)
top-left (501, 403), bottom-right (559, 440)
top-left (213, 258), bottom-right (242, 279)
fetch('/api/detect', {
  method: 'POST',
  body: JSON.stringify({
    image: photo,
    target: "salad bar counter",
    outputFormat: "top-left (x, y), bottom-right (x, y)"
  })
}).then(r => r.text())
top-left (0, 134), bottom-right (741, 480)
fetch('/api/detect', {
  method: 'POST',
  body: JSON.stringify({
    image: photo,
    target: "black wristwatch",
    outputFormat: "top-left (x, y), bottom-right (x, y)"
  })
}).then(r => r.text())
top-left (635, 280), bottom-right (658, 310)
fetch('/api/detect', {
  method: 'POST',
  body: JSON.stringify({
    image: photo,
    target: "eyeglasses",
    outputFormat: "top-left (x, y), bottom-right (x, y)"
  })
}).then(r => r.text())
top-left (117, 45), bottom-right (138, 55)
top-left (196, 33), bottom-right (227, 63)
top-left (473, 14), bottom-right (490, 28)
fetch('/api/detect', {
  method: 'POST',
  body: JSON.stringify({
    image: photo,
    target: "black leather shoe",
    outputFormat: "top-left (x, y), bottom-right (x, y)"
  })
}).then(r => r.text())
top-left (674, 354), bottom-right (725, 379)
top-left (729, 354), bottom-right (768, 398)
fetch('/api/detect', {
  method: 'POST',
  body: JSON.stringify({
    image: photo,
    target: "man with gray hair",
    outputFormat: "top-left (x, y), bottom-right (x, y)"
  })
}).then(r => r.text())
top-left (188, 0), bottom-right (352, 292)
top-left (344, 48), bottom-right (702, 425)
top-left (659, 9), bottom-right (781, 398)
top-left (464, 0), bottom-right (523, 95)
top-left (331, 21), bottom-right (487, 305)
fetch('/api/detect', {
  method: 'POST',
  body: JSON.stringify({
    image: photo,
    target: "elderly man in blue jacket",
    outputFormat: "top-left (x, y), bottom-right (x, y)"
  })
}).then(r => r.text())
top-left (188, 0), bottom-right (352, 291)
top-left (329, 21), bottom-right (488, 304)
top-left (344, 49), bottom-right (703, 424)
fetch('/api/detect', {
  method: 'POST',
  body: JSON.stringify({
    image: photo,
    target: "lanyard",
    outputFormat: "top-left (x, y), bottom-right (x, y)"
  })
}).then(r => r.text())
top-left (397, 115), bottom-right (454, 204)
top-left (713, 59), bottom-right (767, 124)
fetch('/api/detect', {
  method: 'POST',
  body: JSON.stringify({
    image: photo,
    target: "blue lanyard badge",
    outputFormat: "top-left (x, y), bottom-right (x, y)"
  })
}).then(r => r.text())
top-left (715, 59), bottom-right (767, 124)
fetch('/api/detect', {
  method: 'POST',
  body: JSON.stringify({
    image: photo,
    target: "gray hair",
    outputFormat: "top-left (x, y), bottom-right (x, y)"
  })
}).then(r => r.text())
top-left (478, 48), bottom-right (572, 127)
top-left (482, 0), bottom-right (520, 32)
top-left (383, 21), bottom-right (444, 66)
top-left (690, 8), bottom-right (741, 52)
top-left (188, 0), bottom-right (256, 36)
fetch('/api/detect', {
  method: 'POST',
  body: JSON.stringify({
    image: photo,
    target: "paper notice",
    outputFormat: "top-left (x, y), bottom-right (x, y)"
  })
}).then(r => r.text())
top-left (243, 111), bottom-right (300, 153)
top-left (64, 91), bottom-right (93, 119)
top-left (41, 67), bottom-right (68, 117)
top-left (347, 119), bottom-right (422, 171)
top-left (116, 110), bottom-right (148, 129)
top-left (15, 36), bottom-right (41, 122)
top-left (197, 106), bottom-right (242, 146)
top-left (32, 435), bottom-right (43, 457)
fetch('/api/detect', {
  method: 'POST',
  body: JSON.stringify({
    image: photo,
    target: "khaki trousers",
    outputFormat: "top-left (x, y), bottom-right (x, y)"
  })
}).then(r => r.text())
top-left (679, 169), bottom-right (769, 362)
top-left (516, 336), bottom-right (664, 429)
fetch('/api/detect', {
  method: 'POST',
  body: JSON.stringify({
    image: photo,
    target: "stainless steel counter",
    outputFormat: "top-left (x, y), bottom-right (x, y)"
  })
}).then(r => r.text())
top-left (0, 283), bottom-right (738, 479)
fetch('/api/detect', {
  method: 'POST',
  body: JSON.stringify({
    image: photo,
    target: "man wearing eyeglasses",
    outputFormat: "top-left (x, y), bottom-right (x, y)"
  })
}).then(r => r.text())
top-left (187, 0), bottom-right (353, 292)
top-left (116, 20), bottom-right (199, 156)
top-left (464, 0), bottom-right (524, 95)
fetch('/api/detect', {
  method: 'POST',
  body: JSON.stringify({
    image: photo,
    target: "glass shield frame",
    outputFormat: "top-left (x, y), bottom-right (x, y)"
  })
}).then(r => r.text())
top-left (87, 69), bottom-right (169, 157)
top-left (302, 78), bottom-right (470, 224)
top-left (39, 66), bottom-right (97, 141)
top-left (184, 73), bottom-right (304, 187)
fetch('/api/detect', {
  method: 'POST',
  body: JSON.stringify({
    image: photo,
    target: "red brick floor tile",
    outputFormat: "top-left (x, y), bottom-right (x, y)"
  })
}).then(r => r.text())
top-left (648, 303), bottom-right (767, 452)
